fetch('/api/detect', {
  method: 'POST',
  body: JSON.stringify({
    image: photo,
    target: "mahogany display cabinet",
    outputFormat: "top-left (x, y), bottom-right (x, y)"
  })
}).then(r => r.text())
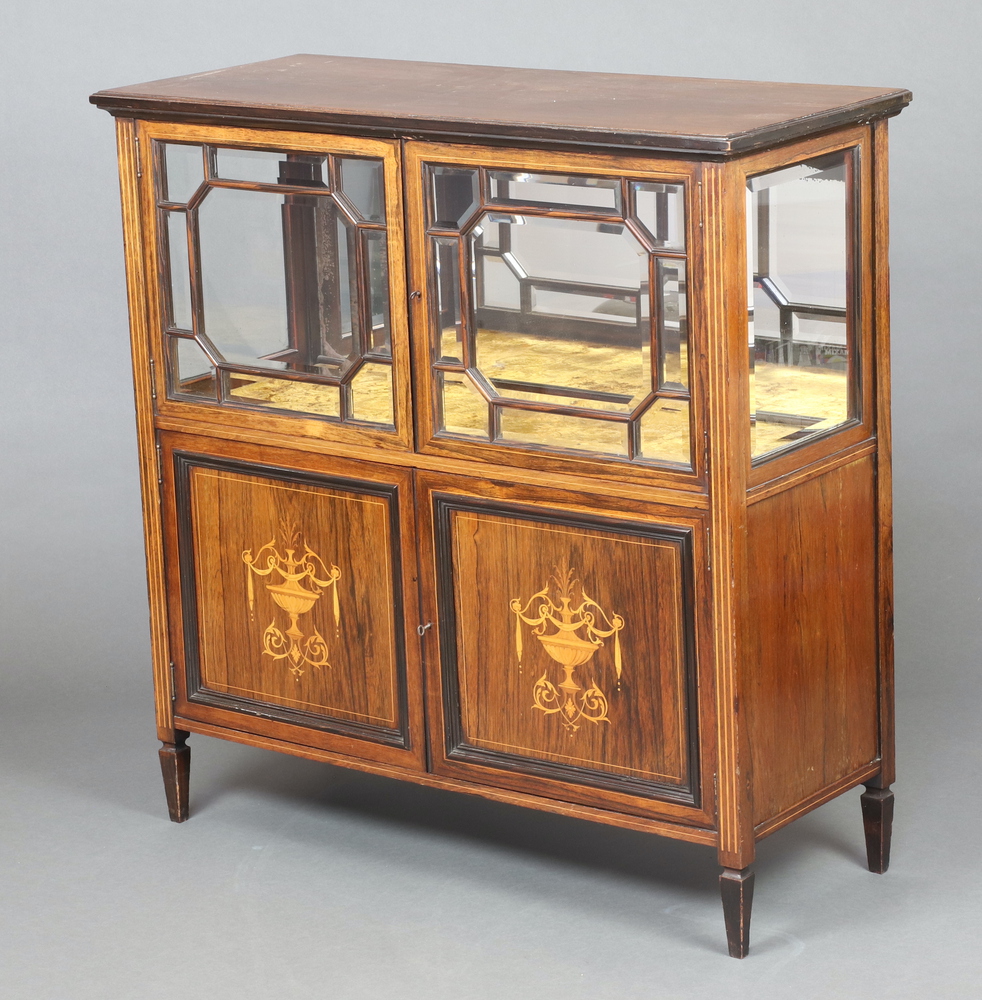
top-left (91, 56), bottom-right (910, 957)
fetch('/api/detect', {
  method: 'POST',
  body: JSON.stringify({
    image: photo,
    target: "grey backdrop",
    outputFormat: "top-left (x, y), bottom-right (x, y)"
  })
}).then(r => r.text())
top-left (2, 2), bottom-right (980, 998)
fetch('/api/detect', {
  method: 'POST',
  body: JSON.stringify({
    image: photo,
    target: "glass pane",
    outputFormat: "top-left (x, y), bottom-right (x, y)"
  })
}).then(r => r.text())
top-left (748, 150), bottom-right (852, 459)
top-left (751, 279), bottom-right (781, 342)
top-left (226, 374), bottom-right (340, 418)
top-left (440, 372), bottom-right (487, 438)
top-left (752, 312), bottom-right (849, 453)
top-left (172, 336), bottom-right (216, 399)
top-left (657, 259), bottom-right (688, 390)
top-left (476, 213), bottom-right (513, 249)
top-left (489, 171), bottom-right (621, 213)
top-left (349, 362), bottom-right (394, 425)
top-left (198, 187), bottom-right (362, 376)
top-left (339, 157), bottom-right (385, 222)
top-left (633, 182), bottom-right (685, 249)
top-left (162, 144), bottom-right (203, 204)
top-left (498, 409), bottom-right (628, 457)
top-left (638, 398), bottom-right (691, 466)
top-left (430, 167), bottom-right (479, 229)
top-left (473, 215), bottom-right (651, 413)
top-left (198, 187), bottom-right (290, 367)
top-left (165, 210), bottom-right (193, 330)
top-left (476, 253), bottom-right (521, 310)
top-left (434, 238), bottom-right (463, 363)
top-left (216, 148), bottom-right (326, 187)
top-left (792, 311), bottom-right (848, 358)
top-left (365, 231), bottom-right (391, 354)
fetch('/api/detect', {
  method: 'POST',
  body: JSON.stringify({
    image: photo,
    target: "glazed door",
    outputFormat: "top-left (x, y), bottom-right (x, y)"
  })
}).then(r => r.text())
top-left (160, 431), bottom-right (426, 769)
top-left (404, 141), bottom-right (704, 490)
top-left (418, 472), bottom-right (714, 825)
top-left (139, 121), bottom-right (412, 451)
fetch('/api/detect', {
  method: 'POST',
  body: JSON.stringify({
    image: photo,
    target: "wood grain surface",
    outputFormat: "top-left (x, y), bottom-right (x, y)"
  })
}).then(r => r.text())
top-left (91, 55), bottom-right (911, 155)
top-left (745, 455), bottom-right (879, 827)
top-left (447, 506), bottom-right (692, 788)
top-left (103, 83), bottom-right (900, 905)
top-left (871, 118), bottom-right (895, 790)
top-left (188, 464), bottom-right (399, 728)
top-left (160, 431), bottom-right (427, 768)
top-left (700, 156), bottom-right (756, 869)
top-left (114, 117), bottom-right (178, 743)
top-left (416, 471), bottom-right (715, 826)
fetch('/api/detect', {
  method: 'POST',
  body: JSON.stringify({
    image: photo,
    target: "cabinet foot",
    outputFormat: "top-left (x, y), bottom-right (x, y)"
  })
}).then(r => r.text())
top-left (720, 866), bottom-right (754, 958)
top-left (159, 731), bottom-right (190, 823)
top-left (860, 784), bottom-right (894, 874)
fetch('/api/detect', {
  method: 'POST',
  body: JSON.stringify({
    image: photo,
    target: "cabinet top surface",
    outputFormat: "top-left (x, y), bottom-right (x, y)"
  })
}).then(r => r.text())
top-left (90, 54), bottom-right (910, 155)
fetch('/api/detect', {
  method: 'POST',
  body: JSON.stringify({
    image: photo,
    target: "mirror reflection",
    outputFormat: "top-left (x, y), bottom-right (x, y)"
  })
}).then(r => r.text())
top-left (157, 142), bottom-right (395, 427)
top-left (426, 165), bottom-right (692, 468)
top-left (747, 150), bottom-right (853, 459)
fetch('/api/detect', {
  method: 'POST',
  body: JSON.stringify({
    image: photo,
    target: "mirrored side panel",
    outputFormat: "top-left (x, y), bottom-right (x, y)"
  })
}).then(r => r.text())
top-left (747, 150), bottom-right (857, 461)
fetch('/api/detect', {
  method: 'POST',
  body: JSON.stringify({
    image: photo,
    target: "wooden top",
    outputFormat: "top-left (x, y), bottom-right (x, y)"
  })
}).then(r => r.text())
top-left (90, 54), bottom-right (911, 155)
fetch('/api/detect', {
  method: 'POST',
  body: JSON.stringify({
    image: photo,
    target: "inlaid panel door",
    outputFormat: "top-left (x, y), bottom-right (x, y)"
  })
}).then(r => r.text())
top-left (417, 471), bottom-right (715, 826)
top-left (160, 431), bottom-right (426, 768)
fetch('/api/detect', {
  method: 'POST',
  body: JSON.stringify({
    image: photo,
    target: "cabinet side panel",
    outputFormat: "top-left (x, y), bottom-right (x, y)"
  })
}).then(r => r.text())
top-left (746, 455), bottom-right (879, 826)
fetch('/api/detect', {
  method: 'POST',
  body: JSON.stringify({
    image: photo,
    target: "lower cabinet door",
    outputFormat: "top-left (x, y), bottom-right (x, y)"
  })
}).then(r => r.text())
top-left (418, 471), bottom-right (713, 824)
top-left (160, 431), bottom-right (426, 769)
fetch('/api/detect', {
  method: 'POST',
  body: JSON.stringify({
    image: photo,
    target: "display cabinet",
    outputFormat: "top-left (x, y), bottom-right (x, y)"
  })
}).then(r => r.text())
top-left (91, 56), bottom-right (910, 957)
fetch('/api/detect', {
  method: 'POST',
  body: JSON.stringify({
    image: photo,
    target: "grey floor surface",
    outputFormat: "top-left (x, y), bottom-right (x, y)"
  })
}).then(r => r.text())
top-left (2, 669), bottom-right (980, 1000)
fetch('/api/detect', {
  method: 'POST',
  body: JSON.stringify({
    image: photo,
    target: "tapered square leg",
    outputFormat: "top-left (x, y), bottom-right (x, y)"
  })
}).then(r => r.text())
top-left (720, 866), bottom-right (754, 958)
top-left (860, 784), bottom-right (894, 874)
top-left (159, 731), bottom-right (190, 823)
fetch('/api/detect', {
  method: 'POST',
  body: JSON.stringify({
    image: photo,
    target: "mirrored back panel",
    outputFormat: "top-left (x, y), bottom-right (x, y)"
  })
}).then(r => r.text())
top-left (153, 136), bottom-right (399, 431)
top-left (413, 152), bottom-right (695, 474)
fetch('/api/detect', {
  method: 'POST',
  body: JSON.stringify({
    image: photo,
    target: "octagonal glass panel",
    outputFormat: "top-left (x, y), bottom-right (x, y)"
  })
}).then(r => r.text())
top-left (198, 187), bottom-right (291, 369)
top-left (157, 140), bottom-right (397, 427)
top-left (470, 214), bottom-right (651, 414)
top-left (423, 158), bottom-right (693, 470)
